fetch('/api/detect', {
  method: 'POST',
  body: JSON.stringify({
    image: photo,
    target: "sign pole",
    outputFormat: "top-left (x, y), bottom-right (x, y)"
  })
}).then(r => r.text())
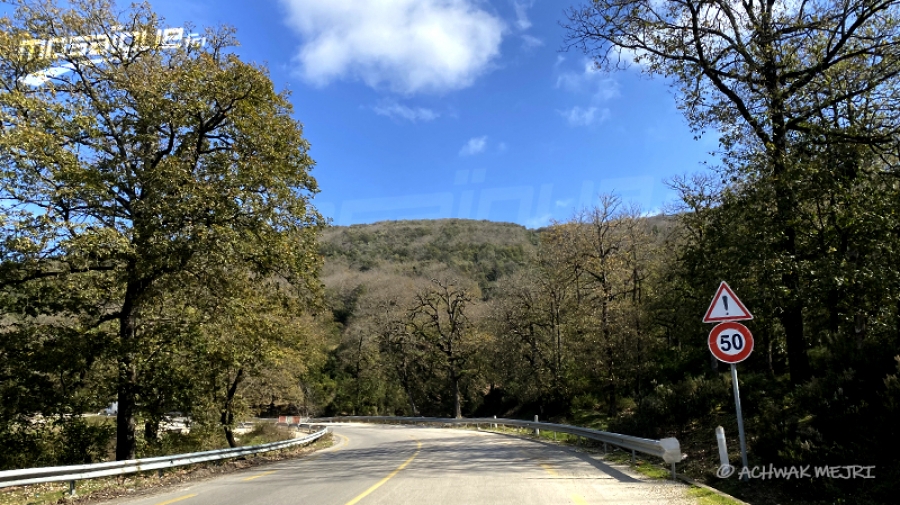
top-left (730, 364), bottom-right (749, 481)
top-left (704, 282), bottom-right (755, 482)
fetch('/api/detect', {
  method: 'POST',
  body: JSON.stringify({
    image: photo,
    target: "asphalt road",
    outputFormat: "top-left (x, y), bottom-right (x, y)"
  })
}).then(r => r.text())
top-left (106, 424), bottom-right (695, 505)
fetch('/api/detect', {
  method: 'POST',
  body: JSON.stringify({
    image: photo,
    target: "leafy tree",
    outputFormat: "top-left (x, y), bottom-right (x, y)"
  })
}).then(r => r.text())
top-left (0, 0), bottom-right (323, 459)
top-left (564, 0), bottom-right (900, 384)
top-left (185, 274), bottom-right (327, 448)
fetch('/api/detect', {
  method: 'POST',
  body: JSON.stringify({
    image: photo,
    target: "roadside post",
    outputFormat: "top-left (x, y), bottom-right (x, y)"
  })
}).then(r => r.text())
top-left (703, 281), bottom-right (754, 481)
top-left (715, 426), bottom-right (729, 470)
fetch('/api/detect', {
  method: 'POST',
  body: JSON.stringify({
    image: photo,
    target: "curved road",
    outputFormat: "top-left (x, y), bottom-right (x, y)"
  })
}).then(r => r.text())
top-left (107, 424), bottom-right (695, 505)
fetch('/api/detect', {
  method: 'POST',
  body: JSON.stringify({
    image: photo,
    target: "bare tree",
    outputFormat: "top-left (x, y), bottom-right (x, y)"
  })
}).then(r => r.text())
top-left (408, 279), bottom-right (481, 418)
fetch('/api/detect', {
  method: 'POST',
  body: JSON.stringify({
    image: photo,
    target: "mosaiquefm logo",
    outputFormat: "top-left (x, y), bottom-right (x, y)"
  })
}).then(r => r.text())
top-left (717, 464), bottom-right (876, 480)
top-left (19, 26), bottom-right (206, 86)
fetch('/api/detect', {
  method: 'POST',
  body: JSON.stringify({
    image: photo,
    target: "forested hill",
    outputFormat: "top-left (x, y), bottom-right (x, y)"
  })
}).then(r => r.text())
top-left (315, 206), bottom-right (900, 505)
top-left (319, 219), bottom-right (539, 292)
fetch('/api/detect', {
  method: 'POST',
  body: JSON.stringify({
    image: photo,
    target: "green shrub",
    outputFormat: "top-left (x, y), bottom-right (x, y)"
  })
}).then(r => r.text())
top-left (54, 418), bottom-right (115, 465)
top-left (0, 417), bottom-right (114, 470)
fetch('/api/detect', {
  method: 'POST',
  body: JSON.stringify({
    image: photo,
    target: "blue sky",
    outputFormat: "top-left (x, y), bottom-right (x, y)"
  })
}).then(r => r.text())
top-left (31, 0), bottom-right (720, 228)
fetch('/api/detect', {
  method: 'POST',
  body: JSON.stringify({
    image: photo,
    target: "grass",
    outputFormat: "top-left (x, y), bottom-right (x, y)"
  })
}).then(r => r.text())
top-left (601, 449), bottom-right (672, 480)
top-left (0, 429), bottom-right (332, 505)
top-left (687, 486), bottom-right (746, 505)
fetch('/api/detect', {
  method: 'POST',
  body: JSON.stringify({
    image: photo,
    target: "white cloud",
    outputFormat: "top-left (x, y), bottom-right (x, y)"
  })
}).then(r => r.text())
top-left (559, 106), bottom-right (610, 127)
top-left (525, 213), bottom-right (553, 228)
top-left (557, 59), bottom-right (619, 127)
top-left (373, 100), bottom-right (439, 122)
top-left (521, 34), bottom-right (543, 49)
top-left (512, 0), bottom-right (533, 31)
top-left (497, 142), bottom-right (508, 152)
top-left (556, 60), bottom-right (621, 101)
top-left (555, 198), bottom-right (573, 207)
top-left (279, 0), bottom-right (506, 94)
top-left (460, 136), bottom-right (488, 156)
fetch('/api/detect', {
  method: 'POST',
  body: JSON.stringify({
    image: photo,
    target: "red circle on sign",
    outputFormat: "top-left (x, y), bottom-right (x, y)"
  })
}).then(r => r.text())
top-left (708, 322), bottom-right (754, 363)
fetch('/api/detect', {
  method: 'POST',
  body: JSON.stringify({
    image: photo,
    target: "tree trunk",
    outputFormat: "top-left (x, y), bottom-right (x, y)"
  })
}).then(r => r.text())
top-left (144, 419), bottom-right (160, 447)
top-left (221, 368), bottom-right (244, 448)
top-left (779, 271), bottom-right (811, 384)
top-left (115, 368), bottom-right (136, 461)
top-left (407, 394), bottom-right (419, 417)
top-left (223, 425), bottom-right (238, 449)
top-left (762, 20), bottom-right (811, 386)
top-left (768, 338), bottom-right (775, 377)
top-left (354, 335), bottom-right (363, 415)
top-left (554, 301), bottom-right (563, 398)
top-left (453, 374), bottom-right (462, 419)
top-left (115, 282), bottom-right (140, 461)
top-left (606, 365), bottom-right (618, 417)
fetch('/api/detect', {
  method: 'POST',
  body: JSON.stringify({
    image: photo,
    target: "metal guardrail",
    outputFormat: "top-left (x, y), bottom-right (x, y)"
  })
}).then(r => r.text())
top-left (0, 425), bottom-right (329, 492)
top-left (316, 416), bottom-right (682, 477)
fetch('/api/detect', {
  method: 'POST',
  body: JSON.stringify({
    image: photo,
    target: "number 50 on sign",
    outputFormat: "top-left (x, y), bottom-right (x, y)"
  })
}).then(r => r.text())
top-left (708, 322), bottom-right (754, 364)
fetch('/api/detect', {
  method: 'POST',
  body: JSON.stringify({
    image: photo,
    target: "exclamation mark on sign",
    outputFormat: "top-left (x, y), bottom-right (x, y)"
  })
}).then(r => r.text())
top-left (723, 296), bottom-right (729, 315)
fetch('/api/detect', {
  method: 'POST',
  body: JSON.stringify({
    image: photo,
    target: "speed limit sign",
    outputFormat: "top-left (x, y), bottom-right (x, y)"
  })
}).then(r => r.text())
top-left (708, 322), bottom-right (754, 363)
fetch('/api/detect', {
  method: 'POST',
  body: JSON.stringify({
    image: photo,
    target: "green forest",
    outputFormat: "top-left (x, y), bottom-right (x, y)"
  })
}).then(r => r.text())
top-left (314, 204), bottom-right (900, 504)
top-left (2, 1), bottom-right (900, 504)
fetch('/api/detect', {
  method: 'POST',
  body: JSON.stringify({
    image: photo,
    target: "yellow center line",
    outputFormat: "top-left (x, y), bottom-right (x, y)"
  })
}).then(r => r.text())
top-left (154, 494), bottom-right (197, 505)
top-left (343, 440), bottom-right (422, 505)
top-left (539, 461), bottom-right (587, 503)
top-left (334, 433), bottom-right (350, 450)
top-left (242, 470), bottom-right (277, 481)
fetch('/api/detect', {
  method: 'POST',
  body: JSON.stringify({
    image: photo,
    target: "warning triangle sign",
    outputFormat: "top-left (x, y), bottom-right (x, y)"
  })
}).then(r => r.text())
top-left (703, 281), bottom-right (753, 323)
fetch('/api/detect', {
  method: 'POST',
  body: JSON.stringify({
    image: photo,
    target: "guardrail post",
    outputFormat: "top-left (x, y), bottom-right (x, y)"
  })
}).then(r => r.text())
top-left (671, 462), bottom-right (676, 480)
top-left (534, 415), bottom-right (539, 436)
top-left (492, 415), bottom-right (496, 429)
top-left (631, 449), bottom-right (635, 464)
top-left (68, 480), bottom-right (75, 496)
top-left (603, 442), bottom-right (607, 453)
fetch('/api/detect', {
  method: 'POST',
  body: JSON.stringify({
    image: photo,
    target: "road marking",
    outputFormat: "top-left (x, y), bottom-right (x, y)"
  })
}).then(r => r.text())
top-left (242, 470), bottom-right (277, 481)
top-left (538, 459), bottom-right (587, 503)
top-left (154, 494), bottom-right (197, 505)
top-left (334, 433), bottom-right (350, 450)
top-left (326, 433), bottom-right (350, 452)
top-left (343, 440), bottom-right (422, 505)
